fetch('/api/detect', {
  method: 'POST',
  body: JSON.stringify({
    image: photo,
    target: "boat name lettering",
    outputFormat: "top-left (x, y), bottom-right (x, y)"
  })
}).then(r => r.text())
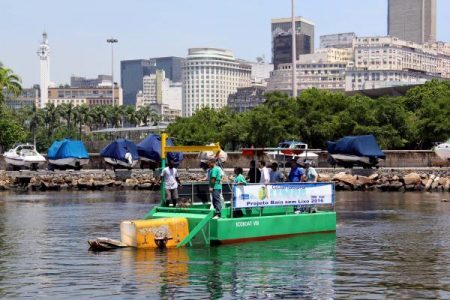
top-left (235, 220), bottom-right (259, 227)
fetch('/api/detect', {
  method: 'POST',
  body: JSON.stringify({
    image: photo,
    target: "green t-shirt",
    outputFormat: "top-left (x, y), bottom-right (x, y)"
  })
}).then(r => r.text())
top-left (209, 166), bottom-right (222, 190)
top-left (234, 174), bottom-right (247, 185)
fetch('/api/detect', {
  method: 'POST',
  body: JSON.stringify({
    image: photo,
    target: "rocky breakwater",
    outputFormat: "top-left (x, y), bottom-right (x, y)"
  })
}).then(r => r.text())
top-left (0, 170), bottom-right (163, 192)
top-left (0, 169), bottom-right (219, 192)
top-left (326, 170), bottom-right (450, 192)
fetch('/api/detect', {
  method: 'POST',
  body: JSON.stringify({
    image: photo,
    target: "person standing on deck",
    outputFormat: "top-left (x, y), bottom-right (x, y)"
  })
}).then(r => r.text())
top-left (288, 159), bottom-right (304, 182)
top-left (234, 167), bottom-right (247, 185)
top-left (288, 159), bottom-right (305, 214)
top-left (161, 159), bottom-right (181, 207)
top-left (269, 162), bottom-right (284, 183)
top-left (304, 161), bottom-right (318, 183)
top-left (247, 160), bottom-right (261, 183)
top-left (259, 161), bottom-right (270, 184)
top-left (208, 158), bottom-right (223, 219)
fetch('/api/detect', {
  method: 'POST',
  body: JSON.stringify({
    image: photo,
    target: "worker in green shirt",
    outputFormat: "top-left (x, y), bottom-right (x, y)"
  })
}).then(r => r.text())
top-left (233, 167), bottom-right (247, 185)
top-left (208, 158), bottom-right (223, 219)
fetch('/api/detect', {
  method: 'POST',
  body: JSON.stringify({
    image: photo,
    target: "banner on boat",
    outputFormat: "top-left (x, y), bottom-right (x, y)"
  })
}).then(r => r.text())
top-left (233, 183), bottom-right (334, 209)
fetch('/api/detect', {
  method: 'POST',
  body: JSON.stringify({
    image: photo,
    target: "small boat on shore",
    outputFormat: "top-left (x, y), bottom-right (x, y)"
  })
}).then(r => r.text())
top-left (100, 139), bottom-right (139, 169)
top-left (3, 144), bottom-right (46, 171)
top-left (137, 134), bottom-right (183, 169)
top-left (434, 139), bottom-right (450, 161)
top-left (47, 139), bottom-right (90, 170)
top-left (327, 135), bottom-right (385, 168)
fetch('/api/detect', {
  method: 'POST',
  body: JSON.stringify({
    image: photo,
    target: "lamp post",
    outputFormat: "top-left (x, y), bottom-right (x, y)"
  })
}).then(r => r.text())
top-left (291, 0), bottom-right (297, 98)
top-left (107, 38), bottom-right (118, 105)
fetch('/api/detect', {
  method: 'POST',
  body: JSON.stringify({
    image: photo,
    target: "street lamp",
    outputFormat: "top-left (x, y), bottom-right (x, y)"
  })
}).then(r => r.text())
top-left (291, 0), bottom-right (297, 98)
top-left (107, 38), bottom-right (118, 105)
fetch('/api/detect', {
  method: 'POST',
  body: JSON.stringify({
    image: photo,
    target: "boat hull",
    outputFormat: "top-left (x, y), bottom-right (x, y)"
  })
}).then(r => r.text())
top-left (210, 212), bottom-right (336, 243)
top-left (104, 157), bottom-right (137, 168)
top-left (4, 156), bottom-right (46, 168)
top-left (149, 208), bottom-right (336, 245)
top-left (48, 158), bottom-right (89, 167)
top-left (435, 144), bottom-right (450, 161)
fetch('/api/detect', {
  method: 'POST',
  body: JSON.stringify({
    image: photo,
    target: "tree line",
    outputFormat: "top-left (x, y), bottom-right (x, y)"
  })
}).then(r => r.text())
top-left (168, 80), bottom-right (450, 150)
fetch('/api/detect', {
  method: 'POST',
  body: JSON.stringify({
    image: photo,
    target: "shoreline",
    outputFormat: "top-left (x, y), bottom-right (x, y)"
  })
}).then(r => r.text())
top-left (0, 167), bottom-right (449, 193)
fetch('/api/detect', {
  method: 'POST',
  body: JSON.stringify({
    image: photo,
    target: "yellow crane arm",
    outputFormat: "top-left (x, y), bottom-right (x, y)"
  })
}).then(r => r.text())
top-left (161, 133), bottom-right (221, 158)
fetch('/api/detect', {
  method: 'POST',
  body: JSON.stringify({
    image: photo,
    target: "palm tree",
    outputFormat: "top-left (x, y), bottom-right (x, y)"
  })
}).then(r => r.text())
top-left (137, 105), bottom-right (159, 126)
top-left (74, 104), bottom-right (91, 136)
top-left (110, 105), bottom-right (124, 128)
top-left (0, 63), bottom-right (22, 105)
top-left (58, 102), bottom-right (75, 131)
top-left (43, 103), bottom-right (60, 138)
top-left (124, 105), bottom-right (138, 127)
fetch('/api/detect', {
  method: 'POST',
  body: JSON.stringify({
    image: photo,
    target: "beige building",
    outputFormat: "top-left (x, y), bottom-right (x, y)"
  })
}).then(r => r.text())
top-left (48, 87), bottom-right (122, 106)
top-left (302, 48), bottom-right (354, 64)
top-left (182, 48), bottom-right (251, 117)
top-left (267, 47), bottom-right (352, 94)
top-left (346, 36), bottom-right (450, 91)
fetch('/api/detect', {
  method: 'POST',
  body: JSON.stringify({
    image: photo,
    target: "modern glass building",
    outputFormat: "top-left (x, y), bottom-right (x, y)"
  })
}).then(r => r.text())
top-left (271, 17), bottom-right (315, 69)
top-left (120, 57), bottom-right (185, 106)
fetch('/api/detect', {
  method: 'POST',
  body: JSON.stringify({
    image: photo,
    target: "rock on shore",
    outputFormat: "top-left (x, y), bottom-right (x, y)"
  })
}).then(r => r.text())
top-left (327, 171), bottom-right (450, 192)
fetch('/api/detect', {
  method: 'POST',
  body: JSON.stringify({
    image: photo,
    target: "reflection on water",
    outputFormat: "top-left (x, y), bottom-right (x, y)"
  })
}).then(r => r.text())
top-left (0, 191), bottom-right (449, 298)
top-left (118, 233), bottom-right (336, 299)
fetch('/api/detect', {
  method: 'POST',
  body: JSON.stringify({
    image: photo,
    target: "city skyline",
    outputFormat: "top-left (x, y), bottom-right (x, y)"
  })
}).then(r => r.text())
top-left (2, 0), bottom-right (450, 87)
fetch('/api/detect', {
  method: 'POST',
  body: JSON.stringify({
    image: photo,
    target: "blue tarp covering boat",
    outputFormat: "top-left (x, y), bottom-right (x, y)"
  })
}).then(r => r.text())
top-left (137, 134), bottom-right (183, 164)
top-left (100, 139), bottom-right (139, 162)
top-left (48, 139), bottom-right (89, 159)
top-left (326, 135), bottom-right (385, 159)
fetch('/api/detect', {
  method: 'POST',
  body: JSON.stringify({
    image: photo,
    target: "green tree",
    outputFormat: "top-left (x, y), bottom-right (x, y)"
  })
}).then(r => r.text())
top-left (0, 63), bottom-right (22, 106)
top-left (0, 109), bottom-right (27, 151)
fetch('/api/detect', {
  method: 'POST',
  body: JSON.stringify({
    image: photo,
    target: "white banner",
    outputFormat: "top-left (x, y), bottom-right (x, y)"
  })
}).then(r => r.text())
top-left (233, 183), bottom-right (334, 209)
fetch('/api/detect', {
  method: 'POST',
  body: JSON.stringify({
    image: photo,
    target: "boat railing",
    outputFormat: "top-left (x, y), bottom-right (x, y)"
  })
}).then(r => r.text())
top-left (179, 182), bottom-right (232, 204)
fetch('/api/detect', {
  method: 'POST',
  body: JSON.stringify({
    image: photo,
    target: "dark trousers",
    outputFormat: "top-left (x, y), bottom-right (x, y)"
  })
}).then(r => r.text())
top-left (212, 189), bottom-right (222, 216)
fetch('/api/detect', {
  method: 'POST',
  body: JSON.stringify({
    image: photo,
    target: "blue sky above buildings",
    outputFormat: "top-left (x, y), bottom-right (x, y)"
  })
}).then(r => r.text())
top-left (3, 0), bottom-right (450, 86)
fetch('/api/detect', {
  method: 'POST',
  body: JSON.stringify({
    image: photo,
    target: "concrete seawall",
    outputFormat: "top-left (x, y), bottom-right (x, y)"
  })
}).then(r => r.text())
top-left (0, 150), bottom-right (447, 170)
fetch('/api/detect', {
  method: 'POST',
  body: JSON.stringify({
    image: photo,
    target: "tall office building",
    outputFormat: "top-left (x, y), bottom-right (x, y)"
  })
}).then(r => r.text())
top-left (121, 59), bottom-right (154, 106)
top-left (121, 57), bottom-right (184, 106)
top-left (182, 48), bottom-right (251, 117)
top-left (388, 0), bottom-right (436, 44)
top-left (271, 17), bottom-right (315, 69)
top-left (149, 57), bottom-right (185, 83)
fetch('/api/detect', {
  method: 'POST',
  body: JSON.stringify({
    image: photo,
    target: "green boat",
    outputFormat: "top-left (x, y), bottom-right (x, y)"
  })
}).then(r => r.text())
top-left (89, 134), bottom-right (336, 250)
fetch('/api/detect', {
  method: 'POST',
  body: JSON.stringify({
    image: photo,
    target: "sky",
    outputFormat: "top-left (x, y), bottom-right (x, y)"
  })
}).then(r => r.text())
top-left (2, 0), bottom-right (450, 87)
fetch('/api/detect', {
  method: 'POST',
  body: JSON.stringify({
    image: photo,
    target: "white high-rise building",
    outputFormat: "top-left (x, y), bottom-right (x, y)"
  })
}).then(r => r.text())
top-left (37, 32), bottom-right (50, 108)
top-left (182, 48), bottom-right (251, 117)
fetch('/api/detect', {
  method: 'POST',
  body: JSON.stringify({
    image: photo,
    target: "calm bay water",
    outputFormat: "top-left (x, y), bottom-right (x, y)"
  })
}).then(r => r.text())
top-left (0, 191), bottom-right (449, 299)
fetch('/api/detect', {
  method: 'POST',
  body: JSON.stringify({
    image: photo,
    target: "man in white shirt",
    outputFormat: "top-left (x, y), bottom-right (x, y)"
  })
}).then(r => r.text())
top-left (161, 160), bottom-right (181, 207)
top-left (259, 161), bottom-right (270, 184)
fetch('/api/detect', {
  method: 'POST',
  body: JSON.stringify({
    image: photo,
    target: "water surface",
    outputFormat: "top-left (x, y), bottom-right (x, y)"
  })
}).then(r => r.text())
top-left (0, 191), bottom-right (449, 298)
